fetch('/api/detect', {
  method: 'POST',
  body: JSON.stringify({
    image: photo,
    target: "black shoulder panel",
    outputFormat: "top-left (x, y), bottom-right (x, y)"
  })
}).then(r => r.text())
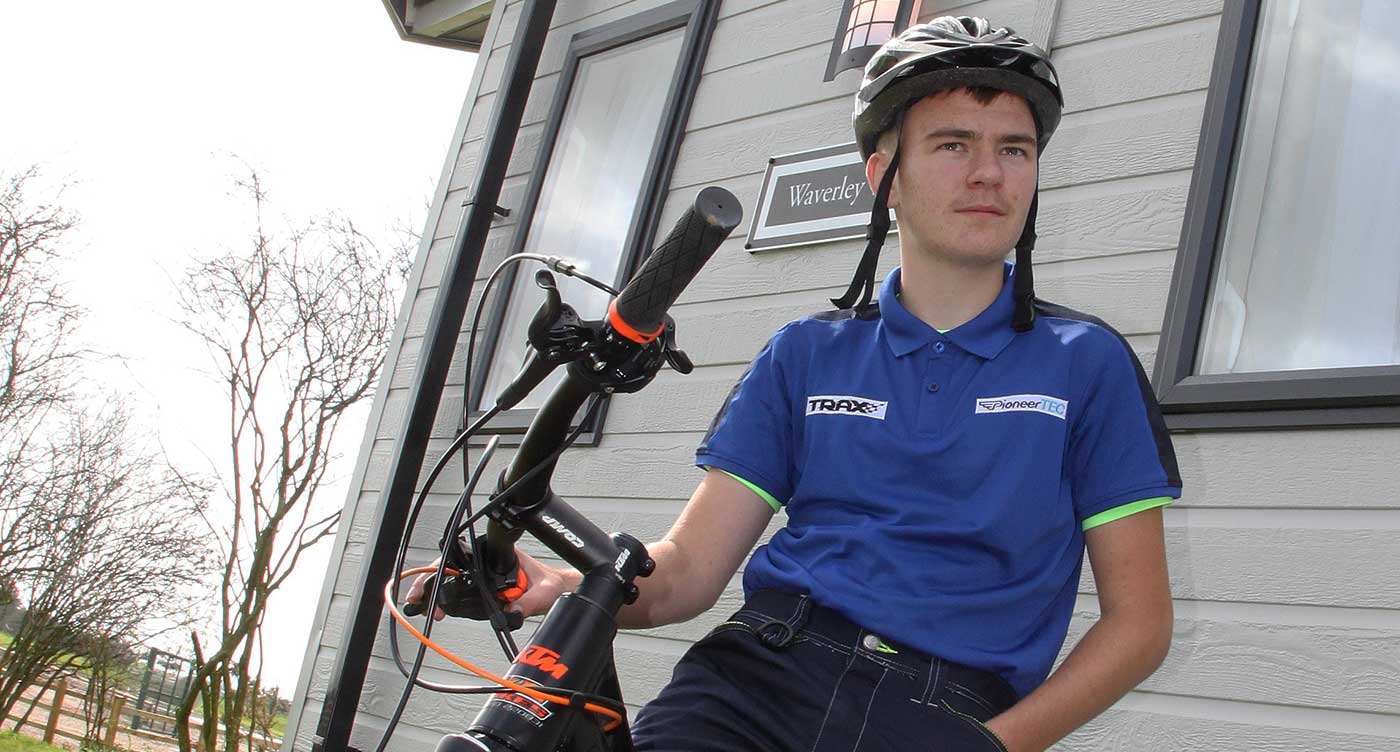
top-left (1035, 299), bottom-right (1182, 489)
top-left (811, 301), bottom-right (882, 322)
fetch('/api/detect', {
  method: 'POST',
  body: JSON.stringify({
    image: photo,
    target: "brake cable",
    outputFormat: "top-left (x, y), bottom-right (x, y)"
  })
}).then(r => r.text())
top-left (375, 253), bottom-right (624, 751)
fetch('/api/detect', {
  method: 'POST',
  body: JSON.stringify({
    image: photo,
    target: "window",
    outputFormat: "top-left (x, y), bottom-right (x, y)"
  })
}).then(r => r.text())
top-left (471, 0), bottom-right (719, 435)
top-left (1155, 0), bottom-right (1400, 429)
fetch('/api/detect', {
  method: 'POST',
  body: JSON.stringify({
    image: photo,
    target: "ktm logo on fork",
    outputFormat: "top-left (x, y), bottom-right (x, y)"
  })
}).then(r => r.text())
top-left (518, 646), bottom-right (570, 680)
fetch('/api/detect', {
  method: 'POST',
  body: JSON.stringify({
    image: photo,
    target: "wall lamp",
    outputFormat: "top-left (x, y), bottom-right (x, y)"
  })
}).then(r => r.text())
top-left (824, 0), bottom-right (923, 81)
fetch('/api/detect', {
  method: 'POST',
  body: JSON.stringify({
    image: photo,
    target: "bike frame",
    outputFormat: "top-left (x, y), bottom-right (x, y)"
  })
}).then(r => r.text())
top-left (425, 187), bottom-right (742, 752)
top-left (439, 369), bottom-right (651, 752)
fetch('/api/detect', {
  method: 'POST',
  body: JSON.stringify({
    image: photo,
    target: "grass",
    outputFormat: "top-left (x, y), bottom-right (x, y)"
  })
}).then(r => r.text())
top-left (0, 732), bottom-right (63, 752)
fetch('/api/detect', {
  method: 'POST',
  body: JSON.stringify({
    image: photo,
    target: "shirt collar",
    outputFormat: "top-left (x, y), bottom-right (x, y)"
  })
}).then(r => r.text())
top-left (878, 263), bottom-right (1021, 360)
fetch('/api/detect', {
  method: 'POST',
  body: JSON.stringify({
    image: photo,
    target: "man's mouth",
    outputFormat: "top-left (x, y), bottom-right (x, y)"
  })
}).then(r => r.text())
top-left (955, 204), bottom-right (1006, 216)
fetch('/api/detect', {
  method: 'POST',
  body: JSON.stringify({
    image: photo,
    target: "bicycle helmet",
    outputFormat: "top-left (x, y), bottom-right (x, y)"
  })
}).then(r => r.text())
top-left (832, 16), bottom-right (1063, 332)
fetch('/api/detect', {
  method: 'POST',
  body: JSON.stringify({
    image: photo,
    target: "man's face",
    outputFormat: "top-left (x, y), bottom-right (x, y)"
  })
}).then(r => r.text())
top-left (867, 89), bottom-right (1039, 269)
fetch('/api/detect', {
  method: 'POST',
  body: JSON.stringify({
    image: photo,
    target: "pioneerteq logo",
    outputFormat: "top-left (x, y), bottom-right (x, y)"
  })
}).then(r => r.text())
top-left (974, 394), bottom-right (1069, 420)
top-left (806, 395), bottom-right (888, 420)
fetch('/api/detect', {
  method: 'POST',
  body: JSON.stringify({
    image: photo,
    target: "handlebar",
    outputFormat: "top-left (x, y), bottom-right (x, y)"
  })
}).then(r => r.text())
top-left (413, 187), bottom-right (742, 752)
top-left (607, 186), bottom-right (742, 343)
top-left (487, 186), bottom-right (741, 568)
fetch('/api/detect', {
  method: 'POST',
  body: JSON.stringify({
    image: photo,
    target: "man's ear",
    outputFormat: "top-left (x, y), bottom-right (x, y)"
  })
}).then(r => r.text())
top-left (865, 151), bottom-right (899, 209)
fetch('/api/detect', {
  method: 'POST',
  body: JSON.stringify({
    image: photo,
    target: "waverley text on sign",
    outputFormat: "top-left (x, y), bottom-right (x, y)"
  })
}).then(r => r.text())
top-left (746, 142), bottom-right (897, 252)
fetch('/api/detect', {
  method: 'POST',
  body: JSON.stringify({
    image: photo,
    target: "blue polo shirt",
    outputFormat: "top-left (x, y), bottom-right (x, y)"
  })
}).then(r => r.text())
top-left (695, 264), bottom-right (1181, 697)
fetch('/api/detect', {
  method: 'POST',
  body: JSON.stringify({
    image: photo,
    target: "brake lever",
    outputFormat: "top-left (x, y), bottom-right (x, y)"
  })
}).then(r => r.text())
top-left (403, 571), bottom-right (526, 630)
top-left (660, 318), bottom-right (693, 374)
top-left (527, 270), bottom-right (564, 345)
top-left (494, 271), bottom-right (591, 411)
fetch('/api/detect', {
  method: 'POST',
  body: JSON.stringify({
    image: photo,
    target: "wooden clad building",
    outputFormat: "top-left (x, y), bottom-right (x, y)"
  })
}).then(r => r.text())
top-left (282, 1), bottom-right (1400, 749)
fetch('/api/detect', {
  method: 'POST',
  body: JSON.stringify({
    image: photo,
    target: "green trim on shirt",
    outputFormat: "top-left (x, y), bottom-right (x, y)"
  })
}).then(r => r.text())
top-left (712, 468), bottom-right (783, 512)
top-left (708, 468), bottom-right (1170, 529)
top-left (1081, 497), bottom-right (1172, 531)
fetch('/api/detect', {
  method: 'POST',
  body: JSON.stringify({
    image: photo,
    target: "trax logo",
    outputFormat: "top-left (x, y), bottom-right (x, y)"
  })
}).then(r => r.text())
top-left (518, 645), bottom-right (570, 680)
top-left (974, 394), bottom-right (1069, 420)
top-left (540, 514), bottom-right (585, 549)
top-left (805, 395), bottom-right (888, 420)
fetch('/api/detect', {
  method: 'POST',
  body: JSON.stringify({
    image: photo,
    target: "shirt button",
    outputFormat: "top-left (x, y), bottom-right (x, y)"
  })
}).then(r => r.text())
top-left (928, 383), bottom-right (940, 392)
top-left (862, 634), bottom-right (882, 651)
top-left (934, 342), bottom-right (946, 353)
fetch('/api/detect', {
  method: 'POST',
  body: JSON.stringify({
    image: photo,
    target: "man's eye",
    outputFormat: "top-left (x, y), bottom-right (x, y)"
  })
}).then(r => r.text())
top-left (938, 142), bottom-right (965, 152)
top-left (1002, 146), bottom-right (1029, 157)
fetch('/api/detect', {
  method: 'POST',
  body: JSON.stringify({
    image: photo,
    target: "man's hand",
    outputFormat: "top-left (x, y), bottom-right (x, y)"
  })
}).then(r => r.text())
top-left (404, 468), bottom-right (774, 630)
top-left (507, 548), bottom-right (579, 617)
top-left (404, 548), bottom-right (577, 621)
top-left (983, 507), bottom-right (1173, 752)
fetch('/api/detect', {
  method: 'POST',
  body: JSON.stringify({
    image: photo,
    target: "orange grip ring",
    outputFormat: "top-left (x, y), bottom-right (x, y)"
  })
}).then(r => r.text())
top-left (607, 299), bottom-right (665, 344)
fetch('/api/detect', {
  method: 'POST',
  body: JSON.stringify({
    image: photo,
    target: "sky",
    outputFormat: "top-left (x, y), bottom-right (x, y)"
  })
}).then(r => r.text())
top-left (0, 3), bottom-right (475, 695)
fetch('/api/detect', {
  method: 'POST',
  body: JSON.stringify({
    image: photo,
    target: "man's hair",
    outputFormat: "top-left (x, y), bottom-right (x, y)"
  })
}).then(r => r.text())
top-left (874, 85), bottom-right (1031, 155)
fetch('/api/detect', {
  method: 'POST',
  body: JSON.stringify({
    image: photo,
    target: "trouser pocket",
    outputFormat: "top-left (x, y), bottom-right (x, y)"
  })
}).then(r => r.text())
top-left (933, 700), bottom-right (1010, 752)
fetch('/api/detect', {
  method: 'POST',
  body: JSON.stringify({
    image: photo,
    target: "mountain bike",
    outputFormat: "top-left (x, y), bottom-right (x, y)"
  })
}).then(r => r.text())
top-left (380, 186), bottom-right (742, 752)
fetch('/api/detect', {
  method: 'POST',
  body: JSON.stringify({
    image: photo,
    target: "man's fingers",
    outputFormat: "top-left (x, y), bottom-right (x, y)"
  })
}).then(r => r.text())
top-left (405, 574), bottom-right (430, 603)
top-left (403, 575), bottom-right (448, 621)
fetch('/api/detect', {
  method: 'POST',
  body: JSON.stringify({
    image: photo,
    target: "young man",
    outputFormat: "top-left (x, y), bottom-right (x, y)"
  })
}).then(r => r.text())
top-left (423, 16), bottom-right (1180, 752)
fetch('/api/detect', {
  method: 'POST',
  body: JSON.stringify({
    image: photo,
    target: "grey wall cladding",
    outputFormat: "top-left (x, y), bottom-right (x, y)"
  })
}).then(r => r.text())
top-left (285, 0), bottom-right (1400, 749)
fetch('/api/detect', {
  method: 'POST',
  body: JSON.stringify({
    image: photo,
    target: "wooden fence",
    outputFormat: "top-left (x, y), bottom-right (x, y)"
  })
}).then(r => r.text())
top-left (3, 675), bottom-right (278, 751)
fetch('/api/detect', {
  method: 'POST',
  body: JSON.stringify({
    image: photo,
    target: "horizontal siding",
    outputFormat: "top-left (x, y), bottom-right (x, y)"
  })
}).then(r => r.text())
top-left (1054, 0), bottom-right (1222, 49)
top-left (1058, 703), bottom-right (1400, 752)
top-left (1054, 15), bottom-right (1218, 114)
top-left (1173, 430), bottom-right (1400, 510)
top-left (304, 0), bottom-right (1400, 749)
top-left (325, 536), bottom-right (1400, 719)
top-left (1046, 91), bottom-right (1206, 188)
top-left (1036, 171), bottom-right (1191, 262)
top-left (1066, 597), bottom-right (1400, 715)
top-left (367, 393), bottom-right (1400, 515)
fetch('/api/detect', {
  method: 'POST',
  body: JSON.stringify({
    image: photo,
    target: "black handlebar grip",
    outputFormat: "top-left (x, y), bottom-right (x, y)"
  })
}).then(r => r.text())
top-left (608, 187), bottom-right (742, 343)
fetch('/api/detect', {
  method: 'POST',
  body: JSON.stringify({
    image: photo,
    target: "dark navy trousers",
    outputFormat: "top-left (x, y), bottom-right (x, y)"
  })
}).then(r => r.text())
top-left (631, 591), bottom-right (1019, 752)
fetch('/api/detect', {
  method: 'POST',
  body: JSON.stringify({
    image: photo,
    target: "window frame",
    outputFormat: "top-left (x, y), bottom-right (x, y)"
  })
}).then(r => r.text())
top-left (467, 0), bottom-right (720, 442)
top-left (1154, 0), bottom-right (1400, 431)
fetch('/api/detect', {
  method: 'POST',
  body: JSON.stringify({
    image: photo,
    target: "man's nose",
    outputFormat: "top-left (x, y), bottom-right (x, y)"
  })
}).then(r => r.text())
top-left (966, 146), bottom-right (1004, 187)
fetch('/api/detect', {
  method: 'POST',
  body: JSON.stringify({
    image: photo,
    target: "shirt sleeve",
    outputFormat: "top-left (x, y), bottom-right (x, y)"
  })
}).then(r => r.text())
top-left (695, 324), bottom-right (799, 507)
top-left (713, 468), bottom-right (783, 512)
top-left (1081, 496), bottom-right (1173, 531)
top-left (1068, 334), bottom-right (1182, 525)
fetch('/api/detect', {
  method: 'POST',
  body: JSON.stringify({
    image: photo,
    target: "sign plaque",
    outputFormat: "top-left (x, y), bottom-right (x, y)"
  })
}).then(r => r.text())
top-left (746, 142), bottom-right (896, 252)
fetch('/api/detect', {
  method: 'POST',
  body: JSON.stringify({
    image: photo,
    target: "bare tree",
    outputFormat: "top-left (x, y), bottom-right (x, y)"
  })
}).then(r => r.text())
top-left (0, 404), bottom-right (211, 724)
top-left (244, 681), bottom-right (284, 752)
top-left (0, 166), bottom-right (211, 746)
top-left (172, 171), bottom-right (405, 752)
top-left (0, 167), bottom-right (83, 580)
top-left (79, 632), bottom-right (140, 748)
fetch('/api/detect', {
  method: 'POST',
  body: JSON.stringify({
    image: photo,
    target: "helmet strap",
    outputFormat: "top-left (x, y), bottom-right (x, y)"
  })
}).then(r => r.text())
top-left (1011, 191), bottom-right (1038, 332)
top-left (831, 138), bottom-right (902, 311)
